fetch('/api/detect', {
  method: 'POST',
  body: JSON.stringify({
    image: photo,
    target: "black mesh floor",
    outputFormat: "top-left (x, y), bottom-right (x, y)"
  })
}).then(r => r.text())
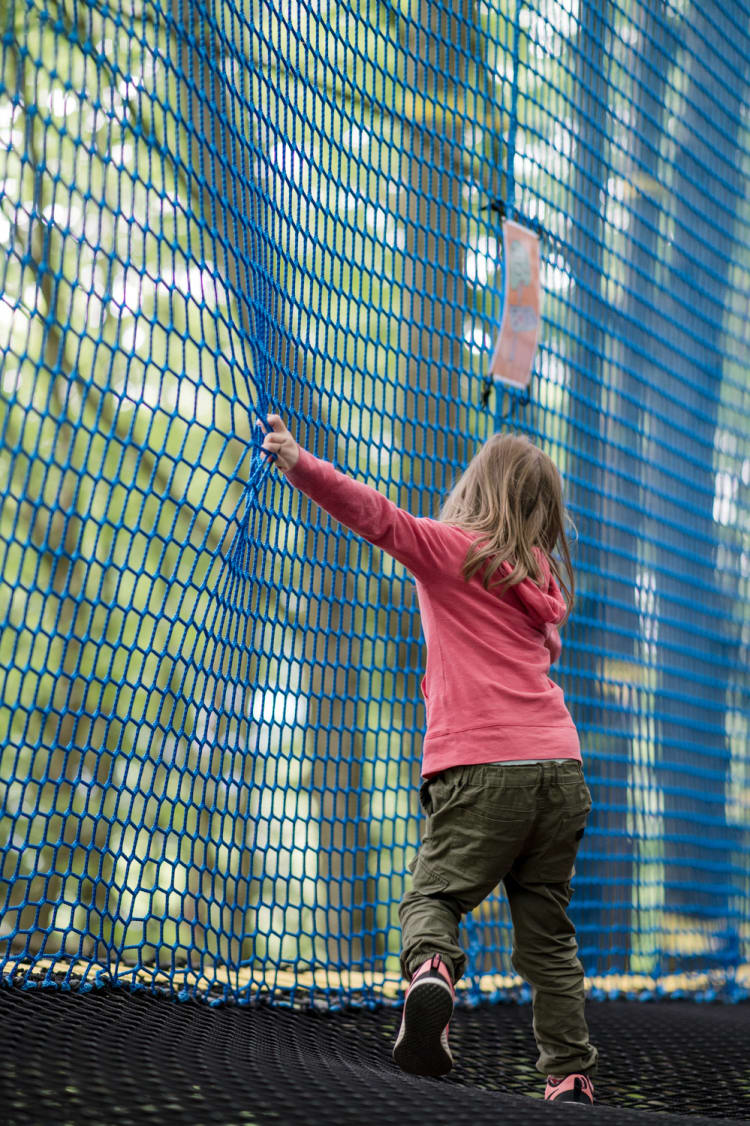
top-left (1, 986), bottom-right (749, 1124)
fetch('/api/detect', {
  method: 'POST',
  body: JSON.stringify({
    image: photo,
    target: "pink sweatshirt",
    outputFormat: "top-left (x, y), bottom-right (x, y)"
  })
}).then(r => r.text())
top-left (284, 445), bottom-right (581, 779)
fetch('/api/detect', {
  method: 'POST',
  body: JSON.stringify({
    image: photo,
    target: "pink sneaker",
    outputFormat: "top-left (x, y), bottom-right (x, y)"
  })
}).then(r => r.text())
top-left (392, 954), bottom-right (455, 1077)
top-left (545, 1074), bottom-right (595, 1104)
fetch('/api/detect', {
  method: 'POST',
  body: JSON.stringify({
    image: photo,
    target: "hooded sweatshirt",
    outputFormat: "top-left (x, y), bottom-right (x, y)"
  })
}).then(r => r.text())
top-left (284, 445), bottom-right (580, 778)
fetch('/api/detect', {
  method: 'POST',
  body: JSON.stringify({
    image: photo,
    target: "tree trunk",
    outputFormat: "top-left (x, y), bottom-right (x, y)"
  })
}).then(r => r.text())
top-left (395, 0), bottom-right (472, 961)
top-left (606, 0), bottom-right (678, 975)
top-left (562, 0), bottom-right (636, 971)
top-left (639, 2), bottom-right (745, 964)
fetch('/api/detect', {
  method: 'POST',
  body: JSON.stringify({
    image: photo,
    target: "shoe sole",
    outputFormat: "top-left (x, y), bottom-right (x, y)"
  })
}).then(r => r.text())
top-left (392, 980), bottom-right (454, 1077)
top-left (546, 1091), bottom-right (594, 1105)
top-left (547, 1094), bottom-right (594, 1103)
top-left (547, 1093), bottom-right (594, 1104)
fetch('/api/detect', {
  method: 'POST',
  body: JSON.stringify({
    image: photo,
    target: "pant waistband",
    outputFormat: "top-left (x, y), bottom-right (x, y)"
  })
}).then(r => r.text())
top-left (487, 759), bottom-right (571, 766)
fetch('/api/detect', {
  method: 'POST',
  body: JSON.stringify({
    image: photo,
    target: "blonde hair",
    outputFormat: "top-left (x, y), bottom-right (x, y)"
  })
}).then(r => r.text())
top-left (435, 432), bottom-right (575, 624)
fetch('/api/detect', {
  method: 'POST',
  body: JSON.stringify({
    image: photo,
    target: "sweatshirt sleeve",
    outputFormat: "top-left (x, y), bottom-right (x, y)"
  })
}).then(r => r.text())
top-left (282, 445), bottom-right (442, 581)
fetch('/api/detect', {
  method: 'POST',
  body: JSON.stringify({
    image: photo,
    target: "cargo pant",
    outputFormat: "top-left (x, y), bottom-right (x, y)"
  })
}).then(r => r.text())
top-left (398, 759), bottom-right (598, 1078)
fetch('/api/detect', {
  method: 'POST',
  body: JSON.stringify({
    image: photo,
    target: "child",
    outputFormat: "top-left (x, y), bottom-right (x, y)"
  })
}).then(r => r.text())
top-left (257, 413), bottom-right (598, 1105)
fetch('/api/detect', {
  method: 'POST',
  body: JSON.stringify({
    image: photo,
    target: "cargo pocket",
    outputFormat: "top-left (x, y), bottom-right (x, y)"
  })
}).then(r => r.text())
top-left (407, 842), bottom-right (449, 892)
top-left (413, 854), bottom-right (449, 892)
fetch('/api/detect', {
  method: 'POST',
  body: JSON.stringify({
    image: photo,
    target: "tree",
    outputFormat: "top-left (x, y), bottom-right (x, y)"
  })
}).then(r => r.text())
top-left (637, 1), bottom-right (746, 965)
top-left (603, 0), bottom-right (679, 976)
top-left (561, 0), bottom-right (637, 971)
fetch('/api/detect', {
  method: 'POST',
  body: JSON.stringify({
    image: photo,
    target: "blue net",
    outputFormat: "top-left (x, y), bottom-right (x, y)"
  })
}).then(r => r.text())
top-left (1, 0), bottom-right (748, 1009)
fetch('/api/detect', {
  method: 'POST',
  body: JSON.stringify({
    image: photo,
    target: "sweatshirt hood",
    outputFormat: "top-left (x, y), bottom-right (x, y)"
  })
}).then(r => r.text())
top-left (480, 544), bottom-right (566, 625)
top-left (451, 527), bottom-right (568, 625)
top-left (510, 547), bottom-right (567, 625)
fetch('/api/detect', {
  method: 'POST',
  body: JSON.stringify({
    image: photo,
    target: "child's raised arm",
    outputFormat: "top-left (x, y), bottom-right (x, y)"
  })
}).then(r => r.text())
top-left (257, 414), bottom-right (444, 582)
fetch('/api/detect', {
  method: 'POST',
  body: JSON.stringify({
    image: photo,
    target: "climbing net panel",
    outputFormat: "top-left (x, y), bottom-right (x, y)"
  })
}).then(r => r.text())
top-left (0, 0), bottom-right (748, 1009)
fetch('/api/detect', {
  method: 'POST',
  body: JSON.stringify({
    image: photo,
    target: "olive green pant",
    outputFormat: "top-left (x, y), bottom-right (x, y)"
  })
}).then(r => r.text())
top-left (399, 759), bottom-right (598, 1078)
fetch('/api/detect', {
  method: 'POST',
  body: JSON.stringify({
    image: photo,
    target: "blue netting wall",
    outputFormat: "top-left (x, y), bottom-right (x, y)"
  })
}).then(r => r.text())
top-left (1, 0), bottom-right (749, 1010)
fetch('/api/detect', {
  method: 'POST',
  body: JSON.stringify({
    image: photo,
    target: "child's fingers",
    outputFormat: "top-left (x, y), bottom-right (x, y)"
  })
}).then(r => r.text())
top-left (256, 415), bottom-right (289, 468)
top-left (256, 414), bottom-right (285, 432)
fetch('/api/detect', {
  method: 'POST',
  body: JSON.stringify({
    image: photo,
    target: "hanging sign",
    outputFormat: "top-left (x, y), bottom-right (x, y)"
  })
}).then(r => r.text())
top-left (488, 220), bottom-right (541, 390)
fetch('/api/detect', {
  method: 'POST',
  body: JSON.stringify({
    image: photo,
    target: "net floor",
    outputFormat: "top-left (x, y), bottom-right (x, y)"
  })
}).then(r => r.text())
top-left (1, 986), bottom-right (749, 1124)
